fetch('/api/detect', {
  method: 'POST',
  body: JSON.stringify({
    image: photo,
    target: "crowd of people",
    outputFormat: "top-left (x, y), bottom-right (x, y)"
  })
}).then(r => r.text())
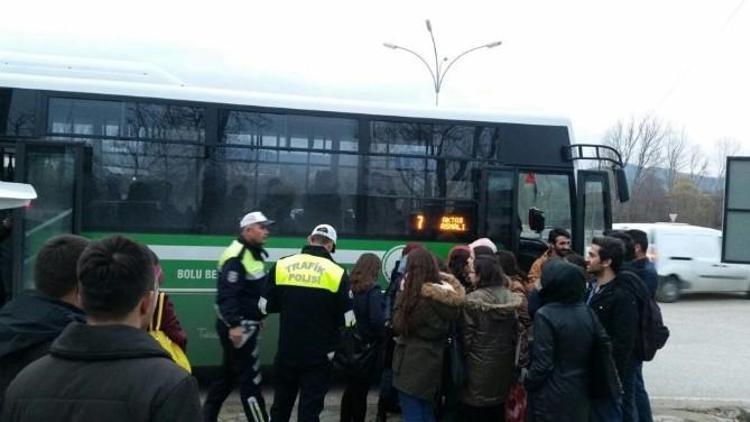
top-left (0, 207), bottom-right (663, 422)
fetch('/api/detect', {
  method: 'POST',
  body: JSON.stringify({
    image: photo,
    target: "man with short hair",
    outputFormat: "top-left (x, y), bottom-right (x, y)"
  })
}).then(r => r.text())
top-left (626, 229), bottom-right (658, 298)
top-left (586, 236), bottom-right (639, 421)
top-left (204, 211), bottom-right (273, 422)
top-left (623, 229), bottom-right (658, 422)
top-left (0, 235), bottom-right (89, 409)
top-left (528, 228), bottom-right (571, 287)
top-left (261, 224), bottom-right (355, 422)
top-left (2, 235), bottom-right (201, 422)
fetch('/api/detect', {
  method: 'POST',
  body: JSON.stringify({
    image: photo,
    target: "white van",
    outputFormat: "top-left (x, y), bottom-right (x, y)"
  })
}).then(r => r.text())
top-left (612, 223), bottom-right (750, 302)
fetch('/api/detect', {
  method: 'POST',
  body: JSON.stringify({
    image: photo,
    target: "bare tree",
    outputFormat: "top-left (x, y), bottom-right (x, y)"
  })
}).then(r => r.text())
top-left (687, 144), bottom-right (710, 188)
top-left (603, 114), bottom-right (670, 188)
top-left (603, 114), bottom-right (671, 221)
top-left (632, 115), bottom-right (669, 188)
top-left (714, 137), bottom-right (743, 181)
top-left (636, 170), bottom-right (669, 222)
top-left (664, 129), bottom-right (688, 193)
top-left (603, 119), bottom-right (638, 168)
top-left (7, 112), bottom-right (35, 136)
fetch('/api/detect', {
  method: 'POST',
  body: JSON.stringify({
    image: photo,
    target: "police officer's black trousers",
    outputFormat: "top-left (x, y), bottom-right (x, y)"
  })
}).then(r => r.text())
top-left (203, 320), bottom-right (268, 422)
top-left (269, 359), bottom-right (333, 422)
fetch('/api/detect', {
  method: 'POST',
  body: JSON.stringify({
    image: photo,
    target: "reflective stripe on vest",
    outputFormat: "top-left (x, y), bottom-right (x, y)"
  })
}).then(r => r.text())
top-left (275, 253), bottom-right (345, 293)
top-left (218, 240), bottom-right (265, 279)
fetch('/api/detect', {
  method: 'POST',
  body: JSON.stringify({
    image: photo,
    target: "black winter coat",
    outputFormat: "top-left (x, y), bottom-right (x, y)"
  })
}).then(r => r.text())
top-left (1, 323), bottom-right (201, 422)
top-left (587, 275), bottom-right (639, 380)
top-left (263, 245), bottom-right (353, 366)
top-left (352, 284), bottom-right (385, 344)
top-left (0, 291), bottom-right (85, 409)
top-left (628, 259), bottom-right (658, 298)
top-left (525, 303), bottom-right (601, 422)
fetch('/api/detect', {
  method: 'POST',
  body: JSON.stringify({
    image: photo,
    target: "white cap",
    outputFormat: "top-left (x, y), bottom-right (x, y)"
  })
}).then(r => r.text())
top-left (240, 211), bottom-right (274, 228)
top-left (309, 224), bottom-right (337, 245)
top-left (469, 237), bottom-right (497, 253)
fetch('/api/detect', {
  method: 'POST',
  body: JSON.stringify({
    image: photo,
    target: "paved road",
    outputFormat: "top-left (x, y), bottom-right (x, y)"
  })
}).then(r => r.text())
top-left (645, 293), bottom-right (750, 406)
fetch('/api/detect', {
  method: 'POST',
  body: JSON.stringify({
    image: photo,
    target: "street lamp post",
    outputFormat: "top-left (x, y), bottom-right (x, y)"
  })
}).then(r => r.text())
top-left (384, 19), bottom-right (502, 106)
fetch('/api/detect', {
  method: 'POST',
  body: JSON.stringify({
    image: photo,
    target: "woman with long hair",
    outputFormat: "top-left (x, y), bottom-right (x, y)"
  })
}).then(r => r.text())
top-left (447, 246), bottom-right (471, 289)
top-left (496, 250), bottom-right (528, 292)
top-left (460, 255), bottom-right (521, 422)
top-left (392, 249), bottom-right (465, 422)
top-left (340, 253), bottom-right (385, 422)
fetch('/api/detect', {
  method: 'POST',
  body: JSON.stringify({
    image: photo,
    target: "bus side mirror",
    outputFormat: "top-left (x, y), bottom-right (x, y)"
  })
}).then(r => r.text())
top-left (528, 208), bottom-right (545, 233)
top-left (615, 168), bottom-right (630, 203)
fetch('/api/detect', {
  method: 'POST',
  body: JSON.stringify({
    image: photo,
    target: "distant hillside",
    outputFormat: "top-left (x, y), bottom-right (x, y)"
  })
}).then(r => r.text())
top-left (623, 164), bottom-right (722, 192)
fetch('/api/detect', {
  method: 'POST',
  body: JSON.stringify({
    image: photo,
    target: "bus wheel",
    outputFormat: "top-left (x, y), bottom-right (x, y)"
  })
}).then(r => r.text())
top-left (657, 276), bottom-right (681, 303)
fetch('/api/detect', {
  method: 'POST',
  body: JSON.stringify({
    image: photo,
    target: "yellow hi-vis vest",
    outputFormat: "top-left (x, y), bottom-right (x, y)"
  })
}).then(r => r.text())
top-left (217, 240), bottom-right (266, 280)
top-left (275, 253), bottom-right (345, 293)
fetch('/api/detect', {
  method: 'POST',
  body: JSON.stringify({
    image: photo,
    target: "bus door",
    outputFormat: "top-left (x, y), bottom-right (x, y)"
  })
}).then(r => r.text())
top-left (11, 141), bottom-right (87, 294)
top-left (481, 167), bottom-right (518, 253)
top-left (573, 170), bottom-right (612, 255)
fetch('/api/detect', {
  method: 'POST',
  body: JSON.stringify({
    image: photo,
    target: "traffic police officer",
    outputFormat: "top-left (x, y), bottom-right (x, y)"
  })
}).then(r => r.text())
top-left (203, 211), bottom-right (272, 422)
top-left (260, 224), bottom-right (355, 422)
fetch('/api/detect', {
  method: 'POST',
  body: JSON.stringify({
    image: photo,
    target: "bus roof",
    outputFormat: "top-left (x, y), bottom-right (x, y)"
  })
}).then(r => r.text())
top-left (0, 51), bottom-right (573, 130)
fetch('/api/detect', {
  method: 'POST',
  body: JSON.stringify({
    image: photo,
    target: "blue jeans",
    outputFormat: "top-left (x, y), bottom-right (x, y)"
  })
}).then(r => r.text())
top-left (590, 396), bottom-right (623, 422)
top-left (398, 391), bottom-right (435, 422)
top-left (621, 361), bottom-right (638, 422)
top-left (634, 362), bottom-right (653, 422)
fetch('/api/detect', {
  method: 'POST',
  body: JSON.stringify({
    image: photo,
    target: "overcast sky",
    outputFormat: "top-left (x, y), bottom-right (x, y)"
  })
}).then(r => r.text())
top-left (2, 0), bottom-right (748, 159)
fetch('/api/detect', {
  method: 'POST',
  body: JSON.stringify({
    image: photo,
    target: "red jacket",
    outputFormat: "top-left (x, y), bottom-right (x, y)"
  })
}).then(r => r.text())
top-left (153, 294), bottom-right (188, 351)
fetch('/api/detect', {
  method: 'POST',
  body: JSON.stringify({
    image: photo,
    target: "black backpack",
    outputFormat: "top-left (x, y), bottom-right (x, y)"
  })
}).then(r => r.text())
top-left (335, 326), bottom-right (378, 376)
top-left (334, 289), bottom-right (378, 376)
top-left (638, 294), bottom-right (670, 361)
top-left (621, 271), bottom-right (670, 361)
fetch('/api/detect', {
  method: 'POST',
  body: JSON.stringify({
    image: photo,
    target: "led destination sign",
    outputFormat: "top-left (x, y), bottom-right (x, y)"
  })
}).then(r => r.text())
top-left (439, 216), bottom-right (468, 232)
top-left (411, 213), bottom-right (469, 234)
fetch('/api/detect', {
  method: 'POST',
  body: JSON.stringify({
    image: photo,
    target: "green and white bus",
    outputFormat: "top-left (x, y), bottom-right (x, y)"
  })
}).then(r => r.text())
top-left (0, 60), bottom-right (628, 368)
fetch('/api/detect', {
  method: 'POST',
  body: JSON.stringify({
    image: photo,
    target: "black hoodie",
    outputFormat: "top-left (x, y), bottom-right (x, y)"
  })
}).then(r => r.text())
top-left (0, 291), bottom-right (85, 407)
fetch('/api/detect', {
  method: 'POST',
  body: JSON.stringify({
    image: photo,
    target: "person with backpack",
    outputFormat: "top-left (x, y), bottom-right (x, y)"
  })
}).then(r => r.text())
top-left (625, 230), bottom-right (658, 297)
top-left (613, 230), bottom-right (669, 422)
top-left (585, 236), bottom-right (639, 421)
top-left (340, 253), bottom-right (385, 422)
